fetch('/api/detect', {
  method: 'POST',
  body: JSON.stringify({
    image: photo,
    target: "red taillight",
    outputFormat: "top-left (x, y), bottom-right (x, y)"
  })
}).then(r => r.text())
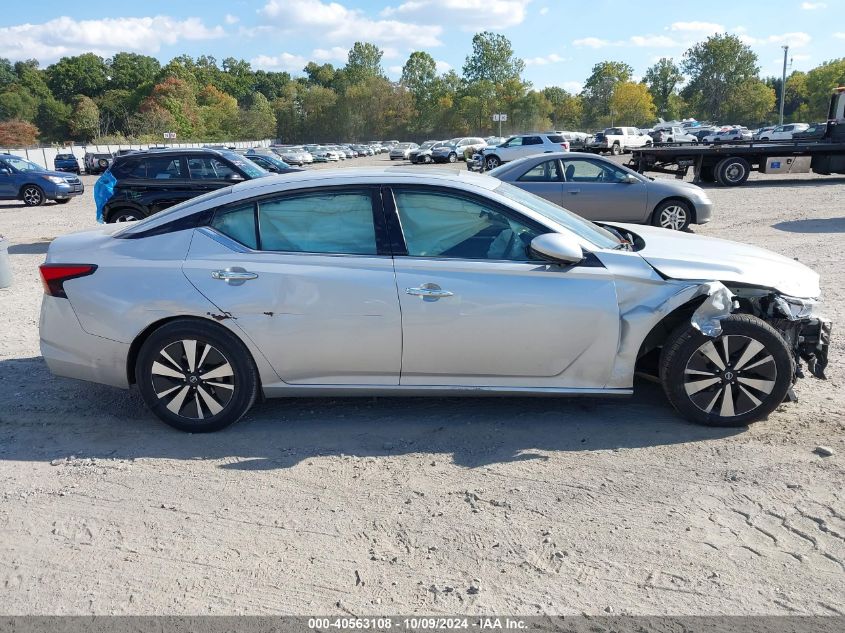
top-left (39, 264), bottom-right (97, 298)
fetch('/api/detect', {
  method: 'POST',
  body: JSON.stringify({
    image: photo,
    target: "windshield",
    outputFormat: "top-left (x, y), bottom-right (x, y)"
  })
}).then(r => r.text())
top-left (252, 154), bottom-right (291, 170)
top-left (220, 150), bottom-right (268, 178)
top-left (493, 181), bottom-right (621, 250)
top-left (3, 157), bottom-right (43, 172)
top-left (420, 141), bottom-right (437, 149)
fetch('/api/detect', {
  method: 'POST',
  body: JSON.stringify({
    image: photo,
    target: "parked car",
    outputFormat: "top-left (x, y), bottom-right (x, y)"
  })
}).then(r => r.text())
top-left (692, 128), bottom-right (718, 141)
top-left (84, 152), bottom-right (113, 174)
top-left (480, 133), bottom-right (570, 170)
top-left (272, 146), bottom-right (313, 166)
top-left (792, 123), bottom-right (828, 141)
top-left (54, 153), bottom-right (80, 174)
top-left (40, 169), bottom-right (830, 433)
top-left (649, 126), bottom-right (698, 144)
top-left (389, 143), bottom-right (419, 160)
top-left (489, 153), bottom-right (712, 231)
top-left (243, 152), bottom-right (303, 175)
top-left (93, 148), bottom-right (269, 223)
top-left (587, 127), bottom-right (653, 155)
top-left (431, 142), bottom-right (462, 163)
top-left (409, 140), bottom-right (442, 164)
top-left (0, 153), bottom-right (84, 206)
top-left (555, 131), bottom-right (591, 151)
top-left (753, 126), bottom-right (776, 140)
top-left (702, 127), bottom-right (752, 143)
top-left (757, 123), bottom-right (810, 141)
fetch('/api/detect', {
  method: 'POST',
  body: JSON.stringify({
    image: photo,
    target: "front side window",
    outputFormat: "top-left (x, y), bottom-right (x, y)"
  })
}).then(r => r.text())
top-left (393, 189), bottom-right (542, 261)
top-left (211, 203), bottom-right (258, 249)
top-left (259, 191), bottom-right (377, 255)
top-left (518, 160), bottom-right (562, 182)
top-left (561, 158), bottom-right (629, 184)
top-left (2, 156), bottom-right (42, 172)
top-left (502, 137), bottom-right (523, 148)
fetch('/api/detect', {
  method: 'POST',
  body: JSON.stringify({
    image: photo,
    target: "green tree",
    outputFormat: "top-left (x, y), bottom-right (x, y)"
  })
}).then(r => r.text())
top-left (68, 95), bottom-right (100, 140)
top-left (95, 89), bottom-right (133, 137)
top-left (644, 58), bottom-right (683, 119)
top-left (542, 87), bottom-right (583, 129)
top-left (240, 92), bottom-right (276, 139)
top-left (462, 32), bottom-right (524, 85)
top-left (722, 79), bottom-right (775, 125)
top-left (804, 58), bottom-right (845, 120)
top-left (0, 85), bottom-right (39, 121)
top-left (345, 42), bottom-right (385, 85)
top-left (47, 53), bottom-right (109, 101)
top-left (681, 34), bottom-right (759, 122)
top-left (35, 97), bottom-right (71, 142)
top-left (198, 85), bottom-right (239, 139)
top-left (0, 58), bottom-right (15, 90)
top-left (304, 62), bottom-right (337, 88)
top-left (581, 61), bottom-right (633, 127)
top-left (108, 53), bottom-right (161, 92)
top-left (140, 77), bottom-right (200, 138)
top-left (15, 60), bottom-right (52, 101)
top-left (610, 81), bottom-right (656, 125)
top-left (401, 51), bottom-right (439, 134)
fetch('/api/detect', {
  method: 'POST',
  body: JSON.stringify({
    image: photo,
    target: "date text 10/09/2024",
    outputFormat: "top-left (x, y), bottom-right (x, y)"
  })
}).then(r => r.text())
top-left (307, 618), bottom-right (528, 630)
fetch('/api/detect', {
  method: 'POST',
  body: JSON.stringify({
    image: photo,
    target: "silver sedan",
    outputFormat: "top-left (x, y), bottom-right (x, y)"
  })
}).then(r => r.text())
top-left (489, 153), bottom-right (714, 231)
top-left (39, 169), bottom-right (829, 432)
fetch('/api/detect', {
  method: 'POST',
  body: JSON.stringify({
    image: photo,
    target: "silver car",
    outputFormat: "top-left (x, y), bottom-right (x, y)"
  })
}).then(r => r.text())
top-left (40, 170), bottom-right (830, 432)
top-left (489, 153), bottom-right (714, 231)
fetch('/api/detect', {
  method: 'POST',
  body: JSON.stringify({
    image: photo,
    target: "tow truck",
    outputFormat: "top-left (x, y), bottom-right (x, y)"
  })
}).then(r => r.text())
top-left (629, 87), bottom-right (845, 186)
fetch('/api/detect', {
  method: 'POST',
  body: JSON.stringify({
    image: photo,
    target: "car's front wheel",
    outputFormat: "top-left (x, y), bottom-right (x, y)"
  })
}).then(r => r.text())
top-left (448, 152), bottom-right (457, 163)
top-left (21, 185), bottom-right (45, 206)
top-left (652, 199), bottom-right (692, 231)
top-left (136, 319), bottom-right (259, 433)
top-left (485, 155), bottom-right (500, 169)
top-left (108, 209), bottom-right (143, 223)
top-left (660, 314), bottom-right (794, 427)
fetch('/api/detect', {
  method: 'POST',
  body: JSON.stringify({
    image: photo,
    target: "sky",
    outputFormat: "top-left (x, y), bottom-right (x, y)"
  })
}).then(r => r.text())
top-left (1, 0), bottom-right (843, 92)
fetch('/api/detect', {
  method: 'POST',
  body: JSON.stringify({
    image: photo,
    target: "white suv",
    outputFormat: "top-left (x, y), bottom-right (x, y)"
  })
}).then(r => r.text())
top-left (480, 133), bottom-right (570, 169)
top-left (758, 123), bottom-right (809, 141)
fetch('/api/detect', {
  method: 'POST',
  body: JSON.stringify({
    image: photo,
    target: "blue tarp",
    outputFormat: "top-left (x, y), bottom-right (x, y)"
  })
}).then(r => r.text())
top-left (93, 170), bottom-right (116, 223)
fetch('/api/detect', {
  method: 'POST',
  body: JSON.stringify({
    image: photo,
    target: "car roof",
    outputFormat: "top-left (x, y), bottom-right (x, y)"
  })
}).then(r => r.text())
top-left (113, 148), bottom-right (227, 161)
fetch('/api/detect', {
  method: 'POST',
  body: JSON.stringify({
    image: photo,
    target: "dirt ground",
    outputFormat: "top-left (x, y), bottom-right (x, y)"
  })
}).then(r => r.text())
top-left (0, 154), bottom-right (843, 616)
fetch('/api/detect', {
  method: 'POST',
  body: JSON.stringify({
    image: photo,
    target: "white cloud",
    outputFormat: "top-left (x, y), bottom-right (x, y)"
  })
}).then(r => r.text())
top-left (435, 60), bottom-right (452, 73)
top-left (835, 32), bottom-right (845, 39)
top-left (539, 7), bottom-right (549, 15)
top-left (741, 31), bottom-right (812, 47)
top-left (801, 1), bottom-right (826, 8)
top-left (669, 21), bottom-right (725, 33)
top-left (381, 0), bottom-right (530, 31)
top-left (574, 34), bottom-right (678, 49)
top-left (387, 65), bottom-right (403, 76)
top-left (630, 35), bottom-right (678, 47)
top-left (224, 14), bottom-right (240, 24)
top-left (259, 0), bottom-right (442, 48)
top-left (525, 53), bottom-right (567, 66)
top-left (0, 15), bottom-right (225, 63)
top-left (313, 46), bottom-right (349, 62)
top-left (561, 81), bottom-right (583, 93)
top-left (251, 52), bottom-right (308, 72)
top-left (572, 37), bottom-right (616, 48)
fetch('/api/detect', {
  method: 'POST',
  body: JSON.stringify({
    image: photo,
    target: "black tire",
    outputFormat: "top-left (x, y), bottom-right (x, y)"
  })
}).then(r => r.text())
top-left (611, 143), bottom-right (621, 156)
top-left (55, 199), bottom-right (71, 205)
top-left (107, 209), bottom-right (143, 223)
top-left (660, 314), bottom-right (794, 427)
top-left (448, 152), bottom-right (457, 163)
top-left (715, 157), bottom-right (751, 187)
top-left (21, 185), bottom-right (45, 206)
top-left (760, 137), bottom-right (770, 142)
top-left (136, 319), bottom-right (259, 433)
top-left (651, 199), bottom-right (693, 231)
top-left (485, 155), bottom-right (501, 169)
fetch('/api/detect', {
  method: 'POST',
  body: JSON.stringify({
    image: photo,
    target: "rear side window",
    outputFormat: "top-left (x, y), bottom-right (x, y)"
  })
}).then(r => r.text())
top-left (524, 136), bottom-right (542, 145)
top-left (546, 135), bottom-right (565, 143)
top-left (259, 191), bottom-right (378, 255)
top-left (518, 160), bottom-right (562, 182)
top-left (146, 156), bottom-right (184, 179)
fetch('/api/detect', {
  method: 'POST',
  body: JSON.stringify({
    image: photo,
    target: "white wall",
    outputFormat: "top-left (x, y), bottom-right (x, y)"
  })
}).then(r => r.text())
top-left (0, 139), bottom-right (274, 170)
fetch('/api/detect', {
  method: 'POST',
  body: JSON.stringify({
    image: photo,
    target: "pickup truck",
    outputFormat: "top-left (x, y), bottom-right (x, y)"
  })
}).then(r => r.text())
top-left (587, 127), bottom-right (653, 155)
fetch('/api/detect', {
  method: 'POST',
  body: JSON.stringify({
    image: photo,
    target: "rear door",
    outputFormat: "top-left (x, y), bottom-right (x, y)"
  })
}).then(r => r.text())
top-left (117, 155), bottom-right (192, 215)
top-left (512, 158), bottom-right (564, 205)
top-left (183, 186), bottom-right (402, 385)
top-left (559, 156), bottom-right (648, 222)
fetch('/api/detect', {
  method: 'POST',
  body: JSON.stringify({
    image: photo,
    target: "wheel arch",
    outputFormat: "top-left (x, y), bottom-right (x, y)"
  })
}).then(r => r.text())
top-left (634, 295), bottom-right (708, 375)
top-left (651, 195), bottom-right (697, 224)
top-left (18, 182), bottom-right (46, 198)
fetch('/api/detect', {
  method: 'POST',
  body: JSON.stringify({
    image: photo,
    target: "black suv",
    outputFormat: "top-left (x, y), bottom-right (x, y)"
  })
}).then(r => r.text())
top-left (95, 148), bottom-right (268, 223)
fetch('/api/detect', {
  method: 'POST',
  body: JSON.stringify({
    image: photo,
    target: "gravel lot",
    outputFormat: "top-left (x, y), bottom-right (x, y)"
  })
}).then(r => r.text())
top-left (1, 154), bottom-right (843, 615)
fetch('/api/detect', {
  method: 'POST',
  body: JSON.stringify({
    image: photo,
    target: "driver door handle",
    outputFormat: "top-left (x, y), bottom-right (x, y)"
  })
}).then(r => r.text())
top-left (568, 189), bottom-right (580, 194)
top-left (405, 283), bottom-right (454, 299)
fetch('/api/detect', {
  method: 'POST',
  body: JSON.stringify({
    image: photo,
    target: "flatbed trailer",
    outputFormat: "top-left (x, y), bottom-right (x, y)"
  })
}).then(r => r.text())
top-left (629, 87), bottom-right (845, 187)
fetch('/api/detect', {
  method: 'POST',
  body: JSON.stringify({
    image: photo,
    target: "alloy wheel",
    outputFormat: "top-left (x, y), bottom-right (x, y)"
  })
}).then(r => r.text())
top-left (683, 335), bottom-right (777, 417)
top-left (658, 205), bottom-right (688, 230)
top-left (23, 187), bottom-right (42, 205)
top-left (150, 339), bottom-right (235, 420)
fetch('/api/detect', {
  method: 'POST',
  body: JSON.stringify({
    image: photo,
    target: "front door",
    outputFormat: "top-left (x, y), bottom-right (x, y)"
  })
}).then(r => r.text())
top-left (559, 156), bottom-right (648, 223)
top-left (388, 187), bottom-right (619, 388)
top-left (0, 160), bottom-right (15, 198)
top-left (512, 158), bottom-right (564, 206)
top-left (183, 188), bottom-right (402, 385)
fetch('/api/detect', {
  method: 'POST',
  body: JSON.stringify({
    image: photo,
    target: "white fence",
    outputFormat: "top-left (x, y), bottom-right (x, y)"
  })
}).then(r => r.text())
top-left (0, 139), bottom-right (275, 171)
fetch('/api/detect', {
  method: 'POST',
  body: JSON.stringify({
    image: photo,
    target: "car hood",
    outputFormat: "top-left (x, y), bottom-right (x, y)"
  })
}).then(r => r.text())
top-left (37, 169), bottom-right (79, 179)
top-left (608, 223), bottom-right (821, 298)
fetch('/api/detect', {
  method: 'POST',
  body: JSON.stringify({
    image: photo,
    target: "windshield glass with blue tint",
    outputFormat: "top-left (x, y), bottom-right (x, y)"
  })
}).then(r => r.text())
top-left (220, 150), bottom-right (268, 178)
top-left (3, 156), bottom-right (44, 172)
top-left (252, 154), bottom-right (292, 170)
top-left (493, 181), bottom-right (621, 249)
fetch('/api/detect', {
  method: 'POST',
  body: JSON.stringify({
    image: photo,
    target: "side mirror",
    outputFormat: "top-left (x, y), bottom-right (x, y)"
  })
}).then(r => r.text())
top-left (622, 173), bottom-right (639, 184)
top-left (0, 167), bottom-right (11, 176)
top-left (530, 233), bottom-right (584, 265)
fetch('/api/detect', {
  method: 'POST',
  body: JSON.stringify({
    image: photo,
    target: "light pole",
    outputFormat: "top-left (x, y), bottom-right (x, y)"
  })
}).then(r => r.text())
top-left (779, 45), bottom-right (789, 125)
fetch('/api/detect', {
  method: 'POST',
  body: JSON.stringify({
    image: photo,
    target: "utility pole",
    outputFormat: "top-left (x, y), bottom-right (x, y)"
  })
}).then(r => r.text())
top-left (779, 45), bottom-right (789, 125)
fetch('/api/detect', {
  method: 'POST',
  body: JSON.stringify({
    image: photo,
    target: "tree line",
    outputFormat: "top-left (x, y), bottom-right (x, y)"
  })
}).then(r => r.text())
top-left (1, 32), bottom-right (843, 147)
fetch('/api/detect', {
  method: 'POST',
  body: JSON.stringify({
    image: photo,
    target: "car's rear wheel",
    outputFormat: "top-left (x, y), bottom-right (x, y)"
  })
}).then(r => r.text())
top-left (715, 157), bottom-right (751, 187)
top-left (485, 155), bottom-right (501, 169)
top-left (611, 143), bottom-right (621, 156)
top-left (660, 315), bottom-right (794, 427)
top-left (651, 199), bottom-right (692, 231)
top-left (136, 320), bottom-right (259, 433)
top-left (21, 185), bottom-right (45, 206)
top-left (108, 209), bottom-right (143, 223)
